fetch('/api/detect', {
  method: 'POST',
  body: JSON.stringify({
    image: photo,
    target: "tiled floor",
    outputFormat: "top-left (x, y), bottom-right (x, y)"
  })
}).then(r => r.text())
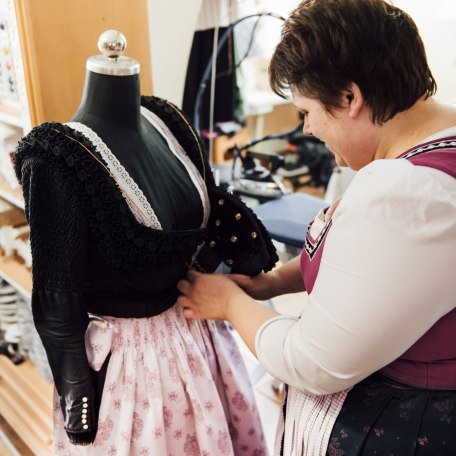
top-left (234, 291), bottom-right (308, 454)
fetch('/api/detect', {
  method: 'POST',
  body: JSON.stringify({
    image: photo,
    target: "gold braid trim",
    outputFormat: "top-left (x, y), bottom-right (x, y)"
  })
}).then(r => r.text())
top-left (51, 128), bottom-right (149, 221)
top-left (53, 128), bottom-right (111, 175)
top-left (162, 99), bottom-right (207, 183)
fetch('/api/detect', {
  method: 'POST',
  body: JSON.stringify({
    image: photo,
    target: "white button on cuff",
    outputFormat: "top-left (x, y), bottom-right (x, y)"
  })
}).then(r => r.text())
top-left (83, 404), bottom-right (88, 409)
top-left (82, 397), bottom-right (88, 402)
top-left (83, 424), bottom-right (88, 430)
top-left (82, 419), bottom-right (87, 424)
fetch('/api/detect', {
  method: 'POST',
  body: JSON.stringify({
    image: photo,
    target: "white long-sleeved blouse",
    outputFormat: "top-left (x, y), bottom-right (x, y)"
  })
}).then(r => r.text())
top-left (256, 151), bottom-right (456, 395)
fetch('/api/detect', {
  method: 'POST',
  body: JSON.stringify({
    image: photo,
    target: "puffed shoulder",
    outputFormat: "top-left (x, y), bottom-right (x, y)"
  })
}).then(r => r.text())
top-left (14, 123), bottom-right (64, 183)
top-left (194, 186), bottom-right (279, 276)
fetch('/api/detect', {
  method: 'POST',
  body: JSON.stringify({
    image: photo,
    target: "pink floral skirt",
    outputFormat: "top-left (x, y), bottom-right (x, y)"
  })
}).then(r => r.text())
top-left (53, 304), bottom-right (267, 456)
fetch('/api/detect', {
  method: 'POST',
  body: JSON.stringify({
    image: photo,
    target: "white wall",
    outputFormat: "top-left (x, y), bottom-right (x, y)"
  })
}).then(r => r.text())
top-left (146, 0), bottom-right (456, 107)
top-left (147, 0), bottom-right (203, 107)
top-left (257, 0), bottom-right (456, 104)
top-left (396, 0), bottom-right (456, 104)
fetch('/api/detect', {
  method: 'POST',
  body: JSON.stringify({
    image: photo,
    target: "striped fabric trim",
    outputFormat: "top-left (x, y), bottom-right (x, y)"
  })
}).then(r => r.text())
top-left (277, 386), bottom-right (350, 456)
top-left (401, 138), bottom-right (456, 160)
top-left (303, 219), bottom-right (332, 260)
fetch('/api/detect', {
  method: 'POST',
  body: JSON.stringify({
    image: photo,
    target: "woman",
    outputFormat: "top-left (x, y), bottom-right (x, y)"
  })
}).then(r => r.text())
top-left (178, 0), bottom-right (456, 454)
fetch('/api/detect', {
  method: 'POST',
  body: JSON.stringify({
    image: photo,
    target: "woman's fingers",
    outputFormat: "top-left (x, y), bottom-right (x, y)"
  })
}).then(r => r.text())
top-left (177, 271), bottom-right (235, 321)
top-left (176, 279), bottom-right (191, 296)
top-left (177, 270), bottom-right (204, 298)
top-left (177, 294), bottom-right (201, 320)
top-left (177, 294), bottom-right (191, 308)
top-left (182, 307), bottom-right (198, 319)
top-left (187, 269), bottom-right (202, 282)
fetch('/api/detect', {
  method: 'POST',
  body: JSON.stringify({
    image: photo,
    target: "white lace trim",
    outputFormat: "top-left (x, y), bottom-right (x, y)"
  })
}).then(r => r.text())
top-left (140, 106), bottom-right (210, 228)
top-left (66, 122), bottom-right (163, 230)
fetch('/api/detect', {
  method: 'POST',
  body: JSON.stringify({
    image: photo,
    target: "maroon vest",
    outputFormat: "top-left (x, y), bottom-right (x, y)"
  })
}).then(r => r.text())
top-left (300, 136), bottom-right (456, 389)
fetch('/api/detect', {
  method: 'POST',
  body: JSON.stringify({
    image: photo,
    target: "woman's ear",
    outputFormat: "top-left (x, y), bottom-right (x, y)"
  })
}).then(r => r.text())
top-left (343, 82), bottom-right (364, 119)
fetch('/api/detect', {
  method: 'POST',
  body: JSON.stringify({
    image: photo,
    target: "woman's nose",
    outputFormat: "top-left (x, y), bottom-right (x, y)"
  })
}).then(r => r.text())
top-left (303, 121), bottom-right (313, 137)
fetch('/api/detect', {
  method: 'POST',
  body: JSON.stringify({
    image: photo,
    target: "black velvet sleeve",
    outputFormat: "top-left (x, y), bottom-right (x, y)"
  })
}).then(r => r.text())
top-left (21, 156), bottom-right (98, 445)
top-left (194, 186), bottom-right (279, 276)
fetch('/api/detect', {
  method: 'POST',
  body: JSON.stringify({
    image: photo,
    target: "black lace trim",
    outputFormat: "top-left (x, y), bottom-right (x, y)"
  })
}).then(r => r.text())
top-left (15, 122), bottom-right (207, 271)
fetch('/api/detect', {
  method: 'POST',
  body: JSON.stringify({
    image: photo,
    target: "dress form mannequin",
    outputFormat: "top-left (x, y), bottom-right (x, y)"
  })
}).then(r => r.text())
top-left (71, 30), bottom-right (202, 230)
top-left (14, 29), bottom-right (276, 454)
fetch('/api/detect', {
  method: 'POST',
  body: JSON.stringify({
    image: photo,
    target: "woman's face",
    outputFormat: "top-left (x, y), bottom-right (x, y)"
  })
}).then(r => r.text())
top-left (291, 87), bottom-right (377, 170)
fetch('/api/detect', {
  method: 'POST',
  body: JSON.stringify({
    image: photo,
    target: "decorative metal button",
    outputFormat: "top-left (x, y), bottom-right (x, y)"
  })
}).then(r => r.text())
top-left (218, 199), bottom-right (225, 206)
top-left (83, 424), bottom-right (88, 430)
top-left (235, 213), bottom-right (241, 221)
top-left (251, 231), bottom-right (257, 239)
top-left (209, 241), bottom-right (216, 247)
top-left (82, 397), bottom-right (88, 402)
top-left (215, 219), bottom-right (221, 227)
top-left (226, 259), bottom-right (234, 266)
top-left (230, 235), bottom-right (238, 243)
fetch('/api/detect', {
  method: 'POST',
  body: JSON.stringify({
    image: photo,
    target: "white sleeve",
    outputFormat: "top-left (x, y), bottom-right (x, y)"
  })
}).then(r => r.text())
top-left (255, 160), bottom-right (456, 395)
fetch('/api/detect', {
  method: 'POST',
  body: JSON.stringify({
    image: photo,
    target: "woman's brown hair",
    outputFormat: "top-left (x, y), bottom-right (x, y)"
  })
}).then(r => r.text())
top-left (269, 0), bottom-right (437, 123)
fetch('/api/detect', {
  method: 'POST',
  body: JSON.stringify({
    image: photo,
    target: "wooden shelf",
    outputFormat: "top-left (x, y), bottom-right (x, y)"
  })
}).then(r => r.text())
top-left (0, 256), bottom-right (51, 454)
top-left (0, 175), bottom-right (24, 210)
top-left (0, 414), bottom-right (35, 456)
top-left (0, 103), bottom-right (23, 129)
top-left (0, 253), bottom-right (31, 299)
top-left (0, 357), bottom-right (53, 455)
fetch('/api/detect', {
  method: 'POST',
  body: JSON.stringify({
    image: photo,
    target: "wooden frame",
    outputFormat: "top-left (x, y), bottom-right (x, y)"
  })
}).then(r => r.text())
top-left (13, 0), bottom-right (153, 125)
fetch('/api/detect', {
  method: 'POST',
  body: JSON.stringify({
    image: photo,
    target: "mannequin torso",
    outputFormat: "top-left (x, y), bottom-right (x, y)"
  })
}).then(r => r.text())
top-left (71, 71), bottom-right (203, 231)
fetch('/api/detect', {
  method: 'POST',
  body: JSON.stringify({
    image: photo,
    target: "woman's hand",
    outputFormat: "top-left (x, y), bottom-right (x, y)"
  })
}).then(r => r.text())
top-left (177, 270), bottom-right (245, 320)
top-left (177, 270), bottom-right (280, 355)
top-left (229, 256), bottom-right (306, 300)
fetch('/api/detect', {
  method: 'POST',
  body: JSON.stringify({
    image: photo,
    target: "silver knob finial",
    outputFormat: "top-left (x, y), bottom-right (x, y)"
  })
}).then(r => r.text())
top-left (86, 29), bottom-right (139, 76)
top-left (97, 30), bottom-right (127, 59)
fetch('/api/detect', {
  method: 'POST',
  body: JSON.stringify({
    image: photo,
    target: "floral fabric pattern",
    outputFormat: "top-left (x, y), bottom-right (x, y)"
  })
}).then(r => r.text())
top-left (53, 305), bottom-right (267, 456)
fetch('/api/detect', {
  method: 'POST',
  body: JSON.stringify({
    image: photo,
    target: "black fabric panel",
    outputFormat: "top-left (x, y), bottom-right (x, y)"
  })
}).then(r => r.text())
top-left (182, 27), bottom-right (237, 130)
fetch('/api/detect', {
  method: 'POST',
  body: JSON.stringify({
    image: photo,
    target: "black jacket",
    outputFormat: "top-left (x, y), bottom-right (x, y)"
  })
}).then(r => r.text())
top-left (14, 96), bottom-right (277, 445)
